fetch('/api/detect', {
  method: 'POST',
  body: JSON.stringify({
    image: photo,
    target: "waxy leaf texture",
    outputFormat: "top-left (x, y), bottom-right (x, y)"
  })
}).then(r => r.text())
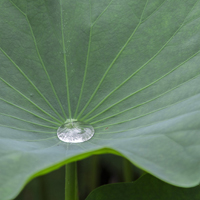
top-left (0, 0), bottom-right (200, 199)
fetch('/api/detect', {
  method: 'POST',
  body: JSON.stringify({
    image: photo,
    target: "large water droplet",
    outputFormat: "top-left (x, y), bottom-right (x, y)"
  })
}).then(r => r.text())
top-left (57, 120), bottom-right (94, 143)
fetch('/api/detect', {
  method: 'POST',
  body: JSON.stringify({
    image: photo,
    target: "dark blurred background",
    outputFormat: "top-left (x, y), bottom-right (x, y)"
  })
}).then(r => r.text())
top-left (15, 154), bottom-right (142, 200)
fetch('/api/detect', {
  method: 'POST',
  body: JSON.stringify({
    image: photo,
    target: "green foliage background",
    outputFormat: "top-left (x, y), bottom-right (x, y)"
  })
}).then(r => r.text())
top-left (86, 173), bottom-right (200, 200)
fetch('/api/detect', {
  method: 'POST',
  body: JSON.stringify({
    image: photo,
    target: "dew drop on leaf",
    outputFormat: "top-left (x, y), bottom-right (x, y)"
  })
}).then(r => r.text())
top-left (57, 121), bottom-right (94, 143)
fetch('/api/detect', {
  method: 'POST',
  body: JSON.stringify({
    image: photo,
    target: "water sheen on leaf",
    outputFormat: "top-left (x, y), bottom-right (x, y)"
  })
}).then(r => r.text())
top-left (0, 0), bottom-right (200, 199)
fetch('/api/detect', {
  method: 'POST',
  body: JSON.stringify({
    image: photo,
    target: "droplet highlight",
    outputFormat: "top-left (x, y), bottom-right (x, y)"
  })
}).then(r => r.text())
top-left (57, 121), bottom-right (94, 143)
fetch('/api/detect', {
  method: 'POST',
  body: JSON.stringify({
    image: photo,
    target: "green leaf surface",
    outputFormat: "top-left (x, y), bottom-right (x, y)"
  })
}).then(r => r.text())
top-left (1, 0), bottom-right (200, 199)
top-left (86, 174), bottom-right (200, 200)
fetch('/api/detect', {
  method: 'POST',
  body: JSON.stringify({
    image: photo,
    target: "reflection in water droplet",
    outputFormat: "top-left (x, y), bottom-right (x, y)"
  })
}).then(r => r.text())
top-left (57, 121), bottom-right (94, 143)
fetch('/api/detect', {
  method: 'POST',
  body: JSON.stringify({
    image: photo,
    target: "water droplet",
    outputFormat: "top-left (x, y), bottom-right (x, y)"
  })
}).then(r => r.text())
top-left (57, 120), bottom-right (94, 143)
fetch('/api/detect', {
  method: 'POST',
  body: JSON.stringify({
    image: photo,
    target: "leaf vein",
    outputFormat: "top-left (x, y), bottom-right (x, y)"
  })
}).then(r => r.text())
top-left (0, 124), bottom-right (55, 134)
top-left (81, 2), bottom-right (199, 121)
top-left (0, 48), bottom-right (65, 122)
top-left (25, 14), bottom-right (67, 119)
top-left (0, 77), bottom-right (62, 123)
top-left (91, 72), bottom-right (200, 124)
top-left (60, 0), bottom-right (71, 119)
top-left (77, 0), bottom-right (149, 119)
top-left (0, 97), bottom-right (60, 125)
top-left (94, 92), bottom-right (200, 129)
top-left (0, 113), bottom-right (57, 129)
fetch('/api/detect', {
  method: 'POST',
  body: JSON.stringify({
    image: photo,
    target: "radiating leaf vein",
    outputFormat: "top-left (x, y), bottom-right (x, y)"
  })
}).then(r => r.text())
top-left (74, 0), bottom-right (114, 118)
top-left (90, 72), bottom-right (200, 124)
top-left (0, 77), bottom-right (62, 123)
top-left (141, 0), bottom-right (167, 23)
top-left (0, 113), bottom-right (57, 129)
top-left (94, 93), bottom-right (200, 130)
top-left (0, 47), bottom-right (65, 122)
top-left (77, 0), bottom-right (149, 119)
top-left (0, 97), bottom-right (60, 125)
top-left (9, 0), bottom-right (67, 119)
top-left (81, 2), bottom-right (199, 121)
top-left (60, 0), bottom-right (71, 119)
top-left (0, 124), bottom-right (55, 134)
top-left (26, 14), bottom-right (67, 119)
